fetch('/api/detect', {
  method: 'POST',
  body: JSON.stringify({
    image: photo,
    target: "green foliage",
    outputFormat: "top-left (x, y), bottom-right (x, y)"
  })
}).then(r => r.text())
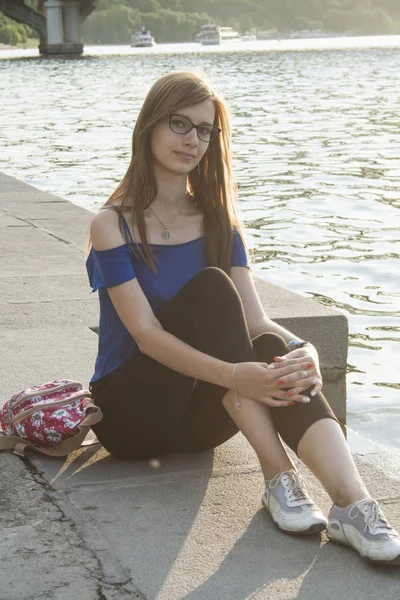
top-left (291, 16), bottom-right (323, 31)
top-left (82, 0), bottom-right (399, 43)
top-left (323, 6), bottom-right (395, 34)
top-left (140, 9), bottom-right (209, 41)
top-left (82, 2), bottom-right (211, 43)
top-left (82, 5), bottom-right (142, 43)
top-left (4, 0), bottom-right (400, 46)
top-left (0, 14), bottom-right (29, 45)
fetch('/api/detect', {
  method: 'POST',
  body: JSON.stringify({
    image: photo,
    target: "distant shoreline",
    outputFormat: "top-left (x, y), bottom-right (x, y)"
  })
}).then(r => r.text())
top-left (0, 40), bottom-right (39, 51)
top-left (0, 43), bottom-right (17, 50)
top-left (1, 33), bottom-right (399, 52)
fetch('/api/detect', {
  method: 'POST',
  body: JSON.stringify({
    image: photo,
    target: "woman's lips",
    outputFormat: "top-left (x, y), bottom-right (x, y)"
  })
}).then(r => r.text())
top-left (174, 151), bottom-right (195, 160)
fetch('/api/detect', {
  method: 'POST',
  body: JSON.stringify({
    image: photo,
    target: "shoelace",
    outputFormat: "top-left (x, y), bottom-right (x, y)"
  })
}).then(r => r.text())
top-left (350, 498), bottom-right (397, 536)
top-left (271, 471), bottom-right (312, 506)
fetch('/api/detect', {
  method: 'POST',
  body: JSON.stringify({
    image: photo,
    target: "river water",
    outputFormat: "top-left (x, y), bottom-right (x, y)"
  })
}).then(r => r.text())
top-left (1, 36), bottom-right (399, 453)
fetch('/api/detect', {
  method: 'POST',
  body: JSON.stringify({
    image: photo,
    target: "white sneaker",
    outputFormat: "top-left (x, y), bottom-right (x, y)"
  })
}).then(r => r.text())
top-left (262, 470), bottom-right (327, 534)
top-left (327, 498), bottom-right (400, 564)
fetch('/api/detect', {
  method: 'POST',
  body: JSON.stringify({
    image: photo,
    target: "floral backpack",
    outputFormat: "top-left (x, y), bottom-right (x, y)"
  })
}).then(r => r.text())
top-left (0, 380), bottom-right (103, 457)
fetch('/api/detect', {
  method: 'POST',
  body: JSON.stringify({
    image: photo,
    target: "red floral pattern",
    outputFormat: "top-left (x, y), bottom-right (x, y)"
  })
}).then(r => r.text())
top-left (0, 380), bottom-right (91, 448)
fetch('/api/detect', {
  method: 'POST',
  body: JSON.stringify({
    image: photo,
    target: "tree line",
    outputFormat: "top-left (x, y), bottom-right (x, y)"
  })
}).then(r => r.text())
top-left (0, 0), bottom-right (37, 45)
top-left (0, 13), bottom-right (30, 45)
top-left (1, 0), bottom-right (400, 46)
top-left (83, 0), bottom-right (400, 44)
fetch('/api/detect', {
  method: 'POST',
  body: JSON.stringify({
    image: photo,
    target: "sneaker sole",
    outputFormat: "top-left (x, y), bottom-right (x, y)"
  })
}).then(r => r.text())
top-left (327, 532), bottom-right (400, 565)
top-left (262, 497), bottom-right (326, 535)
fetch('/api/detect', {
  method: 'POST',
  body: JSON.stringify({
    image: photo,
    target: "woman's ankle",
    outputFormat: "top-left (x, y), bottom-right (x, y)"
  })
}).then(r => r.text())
top-left (261, 462), bottom-right (295, 482)
top-left (331, 485), bottom-right (370, 508)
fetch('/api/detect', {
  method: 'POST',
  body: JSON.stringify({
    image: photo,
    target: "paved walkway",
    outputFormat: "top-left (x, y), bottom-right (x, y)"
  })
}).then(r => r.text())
top-left (1, 171), bottom-right (399, 599)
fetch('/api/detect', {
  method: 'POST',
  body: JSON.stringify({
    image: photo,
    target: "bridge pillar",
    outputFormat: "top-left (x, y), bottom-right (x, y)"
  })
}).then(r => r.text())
top-left (45, 0), bottom-right (63, 45)
top-left (63, 1), bottom-right (81, 43)
top-left (40, 0), bottom-right (83, 55)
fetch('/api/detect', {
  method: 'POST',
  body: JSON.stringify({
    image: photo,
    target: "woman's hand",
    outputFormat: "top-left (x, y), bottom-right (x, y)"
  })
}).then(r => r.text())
top-left (233, 361), bottom-right (316, 408)
top-left (272, 345), bottom-right (323, 398)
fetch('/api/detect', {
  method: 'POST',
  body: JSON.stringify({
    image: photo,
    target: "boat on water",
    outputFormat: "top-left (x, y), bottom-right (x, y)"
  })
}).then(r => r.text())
top-left (196, 25), bottom-right (240, 45)
top-left (196, 24), bottom-right (220, 45)
top-left (130, 26), bottom-right (155, 48)
top-left (219, 27), bottom-right (240, 41)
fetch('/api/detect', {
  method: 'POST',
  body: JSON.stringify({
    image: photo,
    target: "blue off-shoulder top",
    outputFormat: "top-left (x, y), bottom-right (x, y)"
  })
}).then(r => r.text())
top-left (86, 214), bottom-right (249, 383)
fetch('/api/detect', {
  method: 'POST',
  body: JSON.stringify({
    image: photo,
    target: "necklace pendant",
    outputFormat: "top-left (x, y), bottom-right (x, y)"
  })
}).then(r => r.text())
top-left (162, 229), bottom-right (171, 240)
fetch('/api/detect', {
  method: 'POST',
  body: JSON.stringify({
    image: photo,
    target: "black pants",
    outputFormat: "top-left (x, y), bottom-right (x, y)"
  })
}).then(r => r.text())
top-left (91, 268), bottom-right (338, 460)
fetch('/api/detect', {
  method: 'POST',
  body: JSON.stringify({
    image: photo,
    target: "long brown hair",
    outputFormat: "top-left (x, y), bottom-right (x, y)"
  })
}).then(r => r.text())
top-left (102, 70), bottom-right (246, 274)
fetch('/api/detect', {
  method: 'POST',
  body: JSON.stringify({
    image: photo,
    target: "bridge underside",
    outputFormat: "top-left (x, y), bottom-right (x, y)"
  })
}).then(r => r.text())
top-left (0, 0), bottom-right (46, 36)
top-left (79, 0), bottom-right (96, 20)
top-left (0, 0), bottom-right (98, 54)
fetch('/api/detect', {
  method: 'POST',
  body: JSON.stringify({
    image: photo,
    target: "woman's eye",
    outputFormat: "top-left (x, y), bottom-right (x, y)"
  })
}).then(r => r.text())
top-left (173, 120), bottom-right (185, 128)
top-left (199, 127), bottom-right (211, 136)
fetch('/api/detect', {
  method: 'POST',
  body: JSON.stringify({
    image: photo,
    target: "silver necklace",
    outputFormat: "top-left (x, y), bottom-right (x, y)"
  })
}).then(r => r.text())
top-left (149, 198), bottom-right (188, 240)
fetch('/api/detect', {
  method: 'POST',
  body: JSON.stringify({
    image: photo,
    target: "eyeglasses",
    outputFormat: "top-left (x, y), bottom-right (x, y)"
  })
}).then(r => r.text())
top-left (168, 113), bottom-right (221, 143)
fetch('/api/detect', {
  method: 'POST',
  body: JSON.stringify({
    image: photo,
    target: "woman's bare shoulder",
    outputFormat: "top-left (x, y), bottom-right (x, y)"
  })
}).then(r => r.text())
top-left (90, 207), bottom-right (125, 251)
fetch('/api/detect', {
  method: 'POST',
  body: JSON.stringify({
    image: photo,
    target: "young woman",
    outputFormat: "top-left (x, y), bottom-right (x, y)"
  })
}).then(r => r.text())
top-left (87, 70), bottom-right (400, 565)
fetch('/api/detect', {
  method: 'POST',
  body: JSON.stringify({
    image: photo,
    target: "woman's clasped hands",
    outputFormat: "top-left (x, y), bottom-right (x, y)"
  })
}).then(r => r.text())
top-left (233, 348), bottom-right (323, 408)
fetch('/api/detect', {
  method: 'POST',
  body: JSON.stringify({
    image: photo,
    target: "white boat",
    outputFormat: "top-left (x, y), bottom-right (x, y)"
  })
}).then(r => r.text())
top-left (130, 27), bottom-right (155, 48)
top-left (196, 24), bottom-right (220, 46)
top-left (196, 25), bottom-right (241, 45)
top-left (219, 27), bottom-right (240, 41)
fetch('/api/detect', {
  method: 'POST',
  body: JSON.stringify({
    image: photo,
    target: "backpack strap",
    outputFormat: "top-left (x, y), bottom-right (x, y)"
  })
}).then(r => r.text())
top-left (0, 403), bottom-right (102, 457)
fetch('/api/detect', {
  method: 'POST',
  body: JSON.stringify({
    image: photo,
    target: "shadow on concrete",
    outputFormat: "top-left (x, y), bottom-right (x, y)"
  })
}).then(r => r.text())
top-left (24, 441), bottom-right (400, 599)
top-left (297, 539), bottom-right (400, 600)
top-left (183, 510), bottom-right (322, 599)
top-left (31, 446), bottom-right (216, 598)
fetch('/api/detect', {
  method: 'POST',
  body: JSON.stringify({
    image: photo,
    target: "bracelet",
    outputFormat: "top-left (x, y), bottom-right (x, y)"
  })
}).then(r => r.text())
top-left (232, 363), bottom-right (241, 410)
top-left (287, 340), bottom-right (309, 351)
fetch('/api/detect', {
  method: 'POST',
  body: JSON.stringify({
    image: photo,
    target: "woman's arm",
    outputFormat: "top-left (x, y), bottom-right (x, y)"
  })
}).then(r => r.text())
top-left (230, 266), bottom-right (305, 341)
top-left (230, 266), bottom-right (323, 397)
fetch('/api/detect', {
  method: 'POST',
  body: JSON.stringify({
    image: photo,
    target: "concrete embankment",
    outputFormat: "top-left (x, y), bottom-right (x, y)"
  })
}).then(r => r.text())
top-left (0, 171), bottom-right (399, 599)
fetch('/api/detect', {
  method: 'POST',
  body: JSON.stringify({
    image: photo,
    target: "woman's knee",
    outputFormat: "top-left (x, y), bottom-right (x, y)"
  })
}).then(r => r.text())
top-left (191, 266), bottom-right (232, 290)
top-left (184, 267), bottom-right (241, 311)
top-left (252, 332), bottom-right (288, 362)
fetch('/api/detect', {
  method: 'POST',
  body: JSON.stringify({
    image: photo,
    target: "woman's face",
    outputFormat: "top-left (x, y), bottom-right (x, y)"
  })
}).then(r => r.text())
top-left (150, 99), bottom-right (216, 177)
